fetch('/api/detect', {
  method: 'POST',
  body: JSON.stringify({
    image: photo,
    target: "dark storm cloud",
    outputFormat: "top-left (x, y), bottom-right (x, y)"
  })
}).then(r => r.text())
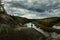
top-left (5, 0), bottom-right (60, 12)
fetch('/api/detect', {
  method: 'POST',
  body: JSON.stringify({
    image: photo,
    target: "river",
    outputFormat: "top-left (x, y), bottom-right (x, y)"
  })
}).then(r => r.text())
top-left (25, 23), bottom-right (60, 39)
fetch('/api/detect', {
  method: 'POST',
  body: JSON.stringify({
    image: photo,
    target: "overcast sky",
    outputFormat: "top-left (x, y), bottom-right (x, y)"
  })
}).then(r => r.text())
top-left (3, 0), bottom-right (60, 19)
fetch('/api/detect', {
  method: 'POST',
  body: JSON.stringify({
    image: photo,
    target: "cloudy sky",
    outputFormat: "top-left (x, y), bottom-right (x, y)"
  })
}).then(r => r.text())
top-left (3, 0), bottom-right (60, 19)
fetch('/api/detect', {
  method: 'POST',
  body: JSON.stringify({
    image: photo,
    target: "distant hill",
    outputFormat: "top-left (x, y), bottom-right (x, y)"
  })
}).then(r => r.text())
top-left (32, 17), bottom-right (60, 33)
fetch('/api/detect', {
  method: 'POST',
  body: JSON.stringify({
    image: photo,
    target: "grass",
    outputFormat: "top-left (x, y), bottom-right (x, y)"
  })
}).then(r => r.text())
top-left (14, 27), bottom-right (28, 31)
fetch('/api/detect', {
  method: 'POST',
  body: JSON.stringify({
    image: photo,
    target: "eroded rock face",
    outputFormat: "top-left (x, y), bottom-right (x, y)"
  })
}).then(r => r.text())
top-left (0, 14), bottom-right (18, 28)
top-left (0, 14), bottom-right (29, 36)
top-left (53, 26), bottom-right (60, 29)
top-left (53, 22), bottom-right (60, 29)
top-left (0, 14), bottom-right (30, 28)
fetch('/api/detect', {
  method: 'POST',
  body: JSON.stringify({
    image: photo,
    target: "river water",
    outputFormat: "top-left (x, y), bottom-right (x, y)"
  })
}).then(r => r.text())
top-left (25, 23), bottom-right (60, 39)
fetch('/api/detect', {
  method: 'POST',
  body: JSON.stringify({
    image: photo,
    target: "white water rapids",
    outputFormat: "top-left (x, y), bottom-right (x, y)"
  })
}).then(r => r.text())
top-left (25, 23), bottom-right (60, 39)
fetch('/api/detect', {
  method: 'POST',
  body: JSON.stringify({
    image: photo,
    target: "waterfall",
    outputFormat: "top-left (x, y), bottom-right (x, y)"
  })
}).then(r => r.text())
top-left (26, 23), bottom-right (50, 37)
